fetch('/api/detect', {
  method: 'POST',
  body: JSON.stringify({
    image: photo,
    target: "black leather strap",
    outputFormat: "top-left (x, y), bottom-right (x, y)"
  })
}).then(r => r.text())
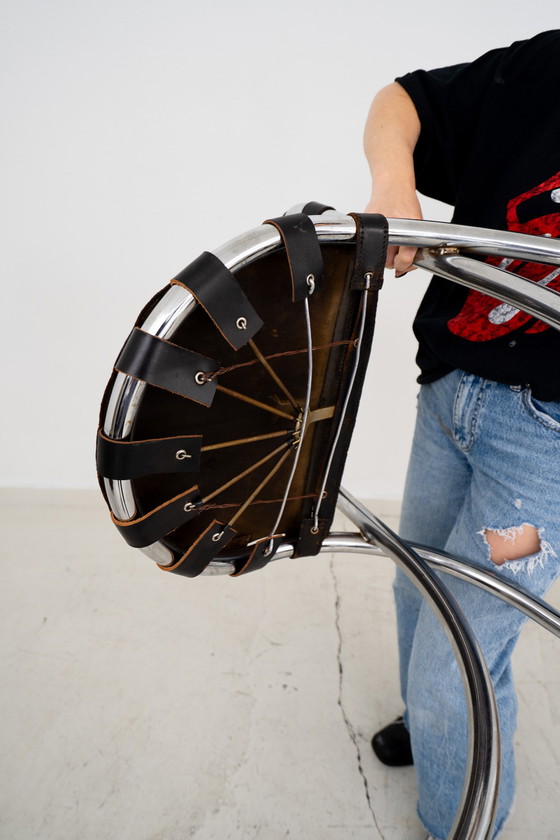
top-left (171, 252), bottom-right (263, 350)
top-left (230, 536), bottom-right (282, 576)
top-left (96, 429), bottom-right (202, 479)
top-left (263, 214), bottom-right (324, 301)
top-left (115, 328), bottom-right (217, 407)
top-left (301, 201), bottom-right (335, 216)
top-left (348, 213), bottom-right (388, 291)
top-left (295, 517), bottom-right (331, 557)
top-left (159, 520), bottom-right (236, 577)
top-left (112, 486), bottom-right (203, 548)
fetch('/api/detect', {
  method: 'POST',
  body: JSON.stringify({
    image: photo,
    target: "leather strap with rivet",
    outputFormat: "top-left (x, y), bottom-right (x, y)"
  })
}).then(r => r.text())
top-left (229, 535), bottom-right (283, 576)
top-left (158, 520), bottom-right (236, 578)
top-left (263, 213), bottom-right (324, 301)
top-left (115, 327), bottom-right (218, 407)
top-left (171, 252), bottom-right (263, 350)
top-left (348, 213), bottom-right (388, 291)
top-left (111, 486), bottom-right (203, 548)
top-left (96, 429), bottom-right (202, 479)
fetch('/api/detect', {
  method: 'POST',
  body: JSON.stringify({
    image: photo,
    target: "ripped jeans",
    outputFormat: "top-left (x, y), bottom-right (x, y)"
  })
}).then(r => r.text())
top-left (395, 369), bottom-right (560, 840)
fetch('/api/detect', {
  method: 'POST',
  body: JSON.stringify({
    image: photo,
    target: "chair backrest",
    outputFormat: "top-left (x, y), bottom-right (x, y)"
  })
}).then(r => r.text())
top-left (97, 207), bottom-right (388, 577)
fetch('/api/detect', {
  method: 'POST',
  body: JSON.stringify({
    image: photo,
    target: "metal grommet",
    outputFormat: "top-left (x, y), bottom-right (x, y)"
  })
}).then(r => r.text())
top-left (306, 274), bottom-right (315, 294)
top-left (175, 449), bottom-right (191, 460)
top-left (236, 316), bottom-right (248, 330)
top-left (183, 502), bottom-right (195, 512)
top-left (194, 371), bottom-right (207, 385)
top-left (310, 525), bottom-right (319, 535)
top-left (212, 531), bottom-right (224, 542)
top-left (263, 546), bottom-right (272, 557)
top-left (353, 338), bottom-right (360, 348)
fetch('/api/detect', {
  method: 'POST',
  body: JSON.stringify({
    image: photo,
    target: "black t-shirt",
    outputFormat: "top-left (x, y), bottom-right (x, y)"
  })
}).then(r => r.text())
top-left (396, 30), bottom-right (560, 400)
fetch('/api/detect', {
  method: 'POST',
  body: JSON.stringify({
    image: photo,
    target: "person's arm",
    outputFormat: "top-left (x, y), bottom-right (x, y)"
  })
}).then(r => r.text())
top-left (363, 82), bottom-right (423, 274)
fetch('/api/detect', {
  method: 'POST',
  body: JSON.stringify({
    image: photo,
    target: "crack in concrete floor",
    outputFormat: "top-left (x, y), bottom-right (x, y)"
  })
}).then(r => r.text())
top-left (330, 556), bottom-right (386, 839)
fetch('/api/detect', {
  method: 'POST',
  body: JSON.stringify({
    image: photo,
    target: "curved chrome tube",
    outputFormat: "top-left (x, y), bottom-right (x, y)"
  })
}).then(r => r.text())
top-left (417, 250), bottom-right (560, 331)
top-left (338, 488), bottom-right (500, 840)
top-left (388, 217), bottom-right (560, 263)
top-left (215, 213), bottom-right (560, 270)
top-left (329, 535), bottom-right (560, 638)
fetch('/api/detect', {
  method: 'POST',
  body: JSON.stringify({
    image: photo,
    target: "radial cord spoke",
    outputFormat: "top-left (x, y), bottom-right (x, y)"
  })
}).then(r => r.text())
top-left (203, 440), bottom-right (292, 504)
top-left (216, 385), bottom-right (295, 421)
top-left (248, 339), bottom-right (301, 413)
top-left (228, 445), bottom-right (295, 528)
top-left (201, 430), bottom-right (291, 452)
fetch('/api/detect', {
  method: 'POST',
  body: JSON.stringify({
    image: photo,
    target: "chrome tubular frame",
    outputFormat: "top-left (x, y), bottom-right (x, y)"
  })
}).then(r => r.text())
top-left (101, 213), bottom-right (560, 839)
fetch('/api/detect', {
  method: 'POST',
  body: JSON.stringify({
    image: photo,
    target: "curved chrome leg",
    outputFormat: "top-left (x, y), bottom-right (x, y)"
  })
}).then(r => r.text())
top-left (338, 487), bottom-right (500, 840)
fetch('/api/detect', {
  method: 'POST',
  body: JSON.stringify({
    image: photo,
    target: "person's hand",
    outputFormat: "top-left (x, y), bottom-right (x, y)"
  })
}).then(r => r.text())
top-left (365, 187), bottom-right (423, 276)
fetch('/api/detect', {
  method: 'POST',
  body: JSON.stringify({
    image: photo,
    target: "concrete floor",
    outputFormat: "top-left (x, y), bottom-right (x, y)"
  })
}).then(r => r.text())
top-left (1, 489), bottom-right (559, 839)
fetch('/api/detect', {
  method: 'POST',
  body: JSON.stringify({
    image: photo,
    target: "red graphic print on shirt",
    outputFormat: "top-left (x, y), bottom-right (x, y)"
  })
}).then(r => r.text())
top-left (448, 171), bottom-right (560, 340)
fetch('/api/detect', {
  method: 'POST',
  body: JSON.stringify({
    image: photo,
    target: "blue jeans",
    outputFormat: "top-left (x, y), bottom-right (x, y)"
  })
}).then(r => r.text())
top-left (395, 370), bottom-right (560, 839)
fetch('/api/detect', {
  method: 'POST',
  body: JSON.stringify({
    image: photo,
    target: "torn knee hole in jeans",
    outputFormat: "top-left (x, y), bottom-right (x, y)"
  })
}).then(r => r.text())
top-left (478, 523), bottom-right (556, 574)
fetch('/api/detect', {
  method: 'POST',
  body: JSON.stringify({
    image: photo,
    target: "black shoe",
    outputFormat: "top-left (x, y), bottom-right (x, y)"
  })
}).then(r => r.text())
top-left (371, 716), bottom-right (413, 766)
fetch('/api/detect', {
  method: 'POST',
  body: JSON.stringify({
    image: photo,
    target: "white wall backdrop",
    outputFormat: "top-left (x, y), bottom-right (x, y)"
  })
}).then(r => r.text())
top-left (2, 0), bottom-right (558, 495)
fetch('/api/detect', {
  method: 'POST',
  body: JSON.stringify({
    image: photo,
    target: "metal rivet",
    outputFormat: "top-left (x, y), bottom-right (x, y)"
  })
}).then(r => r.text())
top-left (236, 316), bottom-right (247, 330)
top-left (176, 449), bottom-right (191, 460)
top-left (212, 531), bottom-right (223, 542)
top-left (306, 274), bottom-right (315, 294)
top-left (194, 371), bottom-right (206, 385)
top-left (183, 502), bottom-right (195, 512)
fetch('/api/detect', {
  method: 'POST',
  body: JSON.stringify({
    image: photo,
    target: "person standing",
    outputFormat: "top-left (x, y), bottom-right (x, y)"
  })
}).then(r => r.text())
top-left (363, 30), bottom-right (560, 839)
